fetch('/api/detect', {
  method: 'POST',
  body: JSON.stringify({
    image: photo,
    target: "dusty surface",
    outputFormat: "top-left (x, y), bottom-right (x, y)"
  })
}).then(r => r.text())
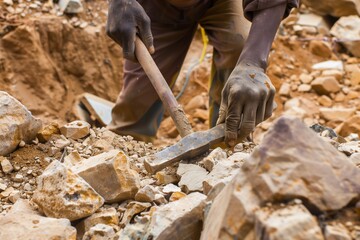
top-left (1, 1), bottom-right (360, 239)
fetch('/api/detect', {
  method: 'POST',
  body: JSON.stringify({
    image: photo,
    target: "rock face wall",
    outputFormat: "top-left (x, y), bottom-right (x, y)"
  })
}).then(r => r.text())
top-left (0, 16), bottom-right (123, 122)
top-left (0, 91), bottom-right (42, 156)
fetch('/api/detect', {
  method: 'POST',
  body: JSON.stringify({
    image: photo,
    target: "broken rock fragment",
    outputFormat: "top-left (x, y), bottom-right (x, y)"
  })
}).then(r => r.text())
top-left (200, 147), bottom-right (227, 171)
top-left (155, 171), bottom-right (178, 185)
top-left (339, 115), bottom-right (360, 137)
top-left (37, 122), bottom-right (61, 143)
top-left (0, 200), bottom-right (76, 240)
top-left (331, 16), bottom-right (360, 57)
top-left (0, 156), bottom-right (13, 174)
top-left (311, 76), bottom-right (341, 95)
top-left (144, 192), bottom-right (206, 240)
top-left (60, 120), bottom-right (90, 140)
top-left (255, 204), bottom-right (324, 240)
top-left (78, 207), bottom-right (119, 235)
top-left (0, 91), bottom-right (42, 156)
top-left (83, 224), bottom-right (116, 240)
top-left (325, 224), bottom-right (352, 240)
top-left (33, 160), bottom-right (104, 221)
top-left (120, 201), bottom-right (151, 227)
top-left (320, 107), bottom-right (356, 122)
top-left (201, 172), bottom-right (260, 240)
top-left (135, 185), bottom-right (157, 202)
top-left (245, 116), bottom-right (360, 211)
top-left (203, 158), bottom-right (242, 196)
top-left (72, 150), bottom-right (140, 203)
top-left (177, 163), bottom-right (208, 193)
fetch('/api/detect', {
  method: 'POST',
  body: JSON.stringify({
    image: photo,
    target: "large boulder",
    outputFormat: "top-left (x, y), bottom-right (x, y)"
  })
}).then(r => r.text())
top-left (33, 161), bottom-right (104, 221)
top-left (0, 91), bottom-right (42, 156)
top-left (245, 116), bottom-right (360, 212)
top-left (201, 116), bottom-right (360, 239)
top-left (331, 16), bottom-right (360, 58)
top-left (0, 199), bottom-right (76, 240)
top-left (302, 0), bottom-right (360, 17)
top-left (71, 150), bottom-right (140, 203)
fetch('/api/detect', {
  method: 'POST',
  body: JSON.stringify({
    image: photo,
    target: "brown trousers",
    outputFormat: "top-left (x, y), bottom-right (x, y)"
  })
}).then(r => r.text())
top-left (108, 0), bottom-right (250, 138)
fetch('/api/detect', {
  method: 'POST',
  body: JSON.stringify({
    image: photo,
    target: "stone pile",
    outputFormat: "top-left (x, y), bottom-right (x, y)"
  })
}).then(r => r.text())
top-left (0, 92), bottom-right (360, 240)
top-left (201, 116), bottom-right (360, 240)
top-left (0, 0), bottom-right (106, 32)
top-left (271, 6), bottom-right (360, 143)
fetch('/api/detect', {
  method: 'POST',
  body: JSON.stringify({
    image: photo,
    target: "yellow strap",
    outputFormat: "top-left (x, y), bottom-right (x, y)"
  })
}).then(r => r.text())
top-left (199, 27), bottom-right (209, 63)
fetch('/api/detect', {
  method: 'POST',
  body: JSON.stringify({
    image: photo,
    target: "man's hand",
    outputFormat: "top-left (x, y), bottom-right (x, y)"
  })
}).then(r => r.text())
top-left (106, 0), bottom-right (154, 61)
top-left (217, 62), bottom-right (275, 146)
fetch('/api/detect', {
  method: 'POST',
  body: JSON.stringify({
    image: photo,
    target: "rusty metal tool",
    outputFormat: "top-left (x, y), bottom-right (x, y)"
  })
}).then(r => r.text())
top-left (144, 123), bottom-right (225, 174)
top-left (135, 37), bottom-right (193, 137)
top-left (135, 37), bottom-right (226, 174)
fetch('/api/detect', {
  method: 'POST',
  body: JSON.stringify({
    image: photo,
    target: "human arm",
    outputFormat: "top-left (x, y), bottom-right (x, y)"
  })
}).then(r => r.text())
top-left (217, 1), bottom-right (298, 146)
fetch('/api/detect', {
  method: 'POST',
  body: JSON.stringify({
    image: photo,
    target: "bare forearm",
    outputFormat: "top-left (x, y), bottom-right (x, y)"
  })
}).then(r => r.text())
top-left (238, 3), bottom-right (287, 70)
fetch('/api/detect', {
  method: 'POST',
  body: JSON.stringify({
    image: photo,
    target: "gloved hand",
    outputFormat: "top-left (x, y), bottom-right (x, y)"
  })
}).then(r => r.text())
top-left (106, 0), bottom-right (154, 61)
top-left (217, 62), bottom-right (276, 146)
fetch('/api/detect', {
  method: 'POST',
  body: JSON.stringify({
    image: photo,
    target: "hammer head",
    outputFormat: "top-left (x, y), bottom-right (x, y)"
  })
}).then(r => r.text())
top-left (143, 124), bottom-right (225, 174)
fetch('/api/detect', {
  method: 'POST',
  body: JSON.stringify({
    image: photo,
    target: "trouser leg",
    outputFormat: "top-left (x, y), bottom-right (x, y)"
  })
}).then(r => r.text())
top-left (108, 0), bottom-right (211, 139)
top-left (199, 0), bottom-right (251, 127)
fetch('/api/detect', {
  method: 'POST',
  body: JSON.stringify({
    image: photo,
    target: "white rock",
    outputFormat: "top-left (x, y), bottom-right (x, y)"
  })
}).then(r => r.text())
top-left (83, 224), bottom-right (116, 240)
top-left (177, 164), bottom-right (208, 193)
top-left (312, 60), bottom-right (344, 71)
top-left (203, 159), bottom-right (242, 196)
top-left (324, 224), bottom-right (351, 240)
top-left (279, 83), bottom-right (291, 96)
top-left (4, 0), bottom-right (13, 5)
top-left (330, 16), bottom-right (360, 57)
top-left (320, 107), bottom-right (356, 122)
top-left (33, 161), bottom-right (104, 221)
top-left (0, 187), bottom-right (14, 198)
top-left (0, 92), bottom-right (42, 156)
top-left (255, 204), bottom-right (324, 240)
top-left (200, 147), bottom-right (227, 171)
top-left (60, 120), bottom-right (90, 140)
top-left (143, 192), bottom-right (206, 240)
top-left (135, 185), bottom-right (157, 202)
top-left (0, 200), bottom-right (76, 240)
top-left (296, 13), bottom-right (330, 34)
top-left (0, 157), bottom-right (13, 174)
top-left (0, 182), bottom-right (7, 191)
top-left (8, 190), bottom-right (20, 203)
top-left (162, 184), bottom-right (181, 194)
top-left (350, 153), bottom-right (360, 167)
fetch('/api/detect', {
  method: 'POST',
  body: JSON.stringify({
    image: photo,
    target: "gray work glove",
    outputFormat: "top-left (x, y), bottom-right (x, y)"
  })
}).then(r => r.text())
top-left (217, 62), bottom-right (276, 146)
top-left (106, 0), bottom-right (154, 61)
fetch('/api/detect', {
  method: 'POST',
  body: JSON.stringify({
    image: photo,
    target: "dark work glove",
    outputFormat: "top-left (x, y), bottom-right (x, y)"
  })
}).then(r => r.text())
top-left (217, 62), bottom-right (276, 146)
top-left (106, 0), bottom-right (154, 61)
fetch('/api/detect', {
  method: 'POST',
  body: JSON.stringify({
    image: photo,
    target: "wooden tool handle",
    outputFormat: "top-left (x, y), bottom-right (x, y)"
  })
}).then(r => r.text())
top-left (135, 37), bottom-right (193, 137)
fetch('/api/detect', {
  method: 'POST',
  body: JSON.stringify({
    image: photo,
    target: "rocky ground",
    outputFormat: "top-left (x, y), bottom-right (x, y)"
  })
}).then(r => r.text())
top-left (1, 0), bottom-right (360, 239)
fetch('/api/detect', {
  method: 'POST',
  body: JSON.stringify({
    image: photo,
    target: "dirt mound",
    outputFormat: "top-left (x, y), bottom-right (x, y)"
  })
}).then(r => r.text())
top-left (0, 16), bottom-right (123, 123)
